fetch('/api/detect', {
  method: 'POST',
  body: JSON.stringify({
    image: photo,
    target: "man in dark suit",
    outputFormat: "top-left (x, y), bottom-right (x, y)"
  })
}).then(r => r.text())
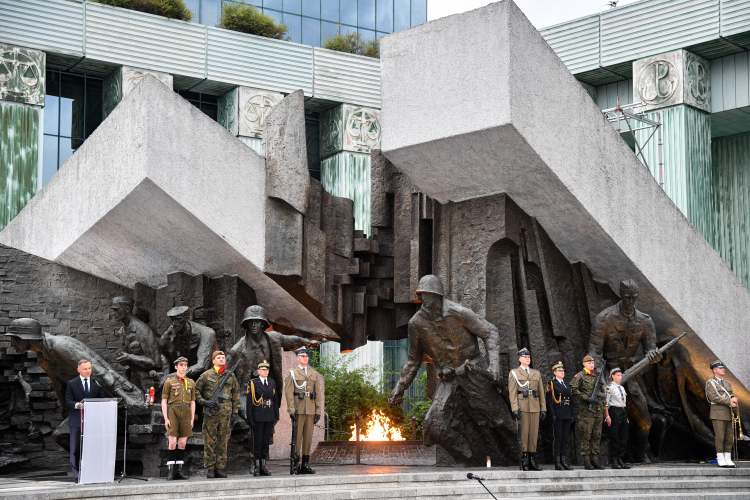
top-left (65, 359), bottom-right (107, 481)
top-left (247, 360), bottom-right (279, 476)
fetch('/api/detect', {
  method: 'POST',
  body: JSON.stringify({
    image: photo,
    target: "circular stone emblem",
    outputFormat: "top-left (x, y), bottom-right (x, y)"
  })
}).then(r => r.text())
top-left (637, 60), bottom-right (678, 105)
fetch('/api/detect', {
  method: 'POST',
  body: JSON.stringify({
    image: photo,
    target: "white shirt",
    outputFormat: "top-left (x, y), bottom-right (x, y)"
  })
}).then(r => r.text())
top-left (606, 382), bottom-right (627, 408)
top-left (80, 376), bottom-right (91, 389)
top-left (298, 365), bottom-right (308, 375)
top-left (259, 376), bottom-right (268, 385)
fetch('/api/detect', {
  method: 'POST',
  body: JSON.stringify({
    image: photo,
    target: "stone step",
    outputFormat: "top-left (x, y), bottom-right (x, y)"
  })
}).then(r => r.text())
top-left (3, 468), bottom-right (750, 500)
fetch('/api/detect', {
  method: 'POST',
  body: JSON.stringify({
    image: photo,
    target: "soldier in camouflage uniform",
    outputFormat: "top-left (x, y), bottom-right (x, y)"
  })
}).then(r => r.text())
top-left (570, 355), bottom-right (607, 470)
top-left (195, 350), bottom-right (240, 478)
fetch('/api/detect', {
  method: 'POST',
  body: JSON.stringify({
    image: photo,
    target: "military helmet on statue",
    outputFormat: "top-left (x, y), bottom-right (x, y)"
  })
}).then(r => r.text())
top-left (241, 305), bottom-right (270, 329)
top-left (415, 274), bottom-right (445, 297)
top-left (6, 318), bottom-right (43, 340)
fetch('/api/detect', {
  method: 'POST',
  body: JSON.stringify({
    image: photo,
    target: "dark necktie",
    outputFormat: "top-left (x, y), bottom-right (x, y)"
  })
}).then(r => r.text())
top-left (84, 379), bottom-right (89, 398)
top-left (619, 386), bottom-right (624, 399)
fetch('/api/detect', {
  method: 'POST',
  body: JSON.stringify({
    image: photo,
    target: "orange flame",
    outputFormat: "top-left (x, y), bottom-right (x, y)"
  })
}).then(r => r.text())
top-left (350, 411), bottom-right (405, 441)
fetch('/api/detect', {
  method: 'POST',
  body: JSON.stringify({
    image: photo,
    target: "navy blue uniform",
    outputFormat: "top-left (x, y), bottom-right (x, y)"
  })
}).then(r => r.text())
top-left (546, 378), bottom-right (573, 456)
top-left (247, 377), bottom-right (279, 459)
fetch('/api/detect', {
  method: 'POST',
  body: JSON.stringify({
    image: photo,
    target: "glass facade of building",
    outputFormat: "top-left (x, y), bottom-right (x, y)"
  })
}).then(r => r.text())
top-left (183, 0), bottom-right (427, 46)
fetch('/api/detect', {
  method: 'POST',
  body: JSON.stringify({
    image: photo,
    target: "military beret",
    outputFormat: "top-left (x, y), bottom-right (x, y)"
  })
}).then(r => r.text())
top-left (582, 355), bottom-right (594, 363)
top-left (258, 359), bottom-right (270, 370)
top-left (295, 347), bottom-right (309, 356)
top-left (174, 356), bottom-right (189, 365)
top-left (551, 361), bottom-right (564, 371)
top-left (211, 350), bottom-right (225, 360)
top-left (167, 306), bottom-right (190, 317)
top-left (517, 347), bottom-right (531, 357)
top-left (710, 360), bottom-right (725, 370)
top-left (610, 367), bottom-right (622, 377)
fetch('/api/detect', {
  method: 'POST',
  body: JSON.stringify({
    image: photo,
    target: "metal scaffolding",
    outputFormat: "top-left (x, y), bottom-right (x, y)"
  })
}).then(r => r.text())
top-left (603, 99), bottom-right (665, 189)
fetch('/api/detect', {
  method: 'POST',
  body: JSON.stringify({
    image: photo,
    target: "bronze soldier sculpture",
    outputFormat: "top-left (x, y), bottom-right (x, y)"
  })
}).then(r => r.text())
top-left (388, 275), bottom-right (514, 464)
top-left (112, 296), bottom-right (165, 390)
top-left (5, 318), bottom-right (145, 409)
top-left (227, 305), bottom-right (317, 421)
top-left (588, 279), bottom-right (662, 462)
top-left (159, 306), bottom-right (217, 380)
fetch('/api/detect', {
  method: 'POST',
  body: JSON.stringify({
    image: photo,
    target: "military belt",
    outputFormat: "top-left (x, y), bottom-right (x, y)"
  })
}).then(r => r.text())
top-left (297, 391), bottom-right (316, 400)
top-left (518, 390), bottom-right (539, 397)
top-left (562, 400), bottom-right (570, 405)
top-left (255, 400), bottom-right (274, 408)
top-left (169, 403), bottom-right (190, 408)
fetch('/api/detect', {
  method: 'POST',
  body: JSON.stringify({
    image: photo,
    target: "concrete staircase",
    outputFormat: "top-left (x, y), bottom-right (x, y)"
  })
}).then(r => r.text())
top-left (2, 467), bottom-right (750, 500)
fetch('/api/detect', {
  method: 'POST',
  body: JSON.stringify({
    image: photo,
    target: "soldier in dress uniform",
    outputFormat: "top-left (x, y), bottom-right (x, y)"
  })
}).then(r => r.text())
top-left (247, 360), bottom-right (279, 477)
top-left (605, 367), bottom-right (631, 470)
top-left (284, 347), bottom-right (323, 475)
top-left (195, 350), bottom-right (240, 478)
top-left (546, 361), bottom-right (573, 470)
top-left (508, 347), bottom-right (546, 471)
top-left (160, 356), bottom-right (196, 480)
top-left (570, 355), bottom-right (606, 470)
top-left (705, 360), bottom-right (738, 467)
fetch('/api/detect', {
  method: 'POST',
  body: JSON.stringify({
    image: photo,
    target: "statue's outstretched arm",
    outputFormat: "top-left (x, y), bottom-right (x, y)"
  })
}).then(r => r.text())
top-left (456, 307), bottom-right (501, 378)
top-left (389, 326), bottom-right (423, 405)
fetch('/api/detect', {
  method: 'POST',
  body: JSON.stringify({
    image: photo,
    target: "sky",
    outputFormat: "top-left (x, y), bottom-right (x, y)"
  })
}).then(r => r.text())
top-left (428, 0), bottom-right (640, 29)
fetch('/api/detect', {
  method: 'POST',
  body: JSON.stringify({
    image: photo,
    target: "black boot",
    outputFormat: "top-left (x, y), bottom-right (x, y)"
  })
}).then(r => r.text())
top-left (560, 455), bottom-right (572, 470)
top-left (300, 455), bottom-right (316, 474)
top-left (291, 455), bottom-right (300, 475)
top-left (253, 459), bottom-right (260, 477)
top-left (207, 468), bottom-right (215, 479)
top-left (584, 458), bottom-right (594, 470)
top-left (522, 452), bottom-right (530, 471)
top-left (166, 463), bottom-right (174, 480)
top-left (528, 452), bottom-right (543, 471)
top-left (617, 457), bottom-right (631, 469)
top-left (174, 464), bottom-right (188, 480)
top-left (166, 449), bottom-right (176, 480)
top-left (174, 450), bottom-right (188, 480)
top-left (555, 455), bottom-right (563, 470)
top-left (215, 468), bottom-right (227, 478)
top-left (592, 456), bottom-right (605, 470)
top-left (260, 459), bottom-right (271, 476)
top-left (610, 456), bottom-right (622, 469)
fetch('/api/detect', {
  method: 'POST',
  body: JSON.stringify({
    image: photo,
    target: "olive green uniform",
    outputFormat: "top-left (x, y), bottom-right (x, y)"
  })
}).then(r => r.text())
top-left (284, 365), bottom-right (322, 455)
top-left (161, 375), bottom-right (196, 437)
top-left (195, 367), bottom-right (240, 470)
top-left (570, 369), bottom-right (607, 462)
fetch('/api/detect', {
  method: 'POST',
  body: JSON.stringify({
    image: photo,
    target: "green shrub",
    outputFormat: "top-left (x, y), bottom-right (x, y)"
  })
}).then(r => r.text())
top-left (314, 349), bottom-right (404, 441)
top-left (322, 31), bottom-right (380, 58)
top-left (92, 0), bottom-right (193, 21)
top-left (403, 399), bottom-right (431, 440)
top-left (218, 1), bottom-right (289, 40)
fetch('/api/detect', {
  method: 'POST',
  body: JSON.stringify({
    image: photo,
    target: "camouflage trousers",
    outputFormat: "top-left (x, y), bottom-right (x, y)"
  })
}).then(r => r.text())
top-left (203, 415), bottom-right (232, 469)
top-left (576, 406), bottom-right (604, 459)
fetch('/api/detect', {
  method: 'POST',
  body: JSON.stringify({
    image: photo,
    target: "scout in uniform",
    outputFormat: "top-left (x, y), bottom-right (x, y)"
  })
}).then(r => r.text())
top-left (570, 355), bottom-right (606, 470)
top-left (605, 367), bottom-right (631, 469)
top-left (546, 361), bottom-right (573, 470)
top-left (284, 347), bottom-right (322, 475)
top-left (161, 356), bottom-right (196, 480)
top-left (195, 350), bottom-right (240, 478)
top-left (705, 360), bottom-right (738, 467)
top-left (247, 360), bottom-right (279, 477)
top-left (508, 347), bottom-right (546, 471)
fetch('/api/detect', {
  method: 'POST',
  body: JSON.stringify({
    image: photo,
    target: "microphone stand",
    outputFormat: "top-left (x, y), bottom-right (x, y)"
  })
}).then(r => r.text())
top-left (117, 404), bottom-right (148, 483)
top-left (467, 473), bottom-right (497, 500)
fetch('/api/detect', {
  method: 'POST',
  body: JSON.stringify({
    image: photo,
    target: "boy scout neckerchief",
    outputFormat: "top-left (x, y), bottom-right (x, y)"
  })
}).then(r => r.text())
top-left (179, 377), bottom-right (187, 391)
top-left (215, 365), bottom-right (226, 375)
top-left (584, 367), bottom-right (593, 375)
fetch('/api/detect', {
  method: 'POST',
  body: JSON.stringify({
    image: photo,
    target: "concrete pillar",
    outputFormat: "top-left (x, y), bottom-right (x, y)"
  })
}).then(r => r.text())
top-left (102, 66), bottom-right (173, 120)
top-left (633, 50), bottom-right (714, 242)
top-left (319, 104), bottom-right (382, 234)
top-left (0, 44), bottom-right (45, 230)
top-left (217, 86), bottom-right (283, 156)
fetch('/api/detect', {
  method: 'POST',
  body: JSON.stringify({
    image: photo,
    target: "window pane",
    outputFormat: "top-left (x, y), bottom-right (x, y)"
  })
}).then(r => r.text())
top-left (303, 0), bottom-right (320, 18)
top-left (359, 27), bottom-right (375, 41)
top-left (264, 0), bottom-right (283, 11)
top-left (410, 0), bottom-right (425, 25)
top-left (340, 24), bottom-right (357, 36)
top-left (394, 0), bottom-right (409, 31)
top-left (285, 0), bottom-right (301, 14)
top-left (59, 137), bottom-right (76, 169)
top-left (264, 8), bottom-right (283, 24)
top-left (359, 0), bottom-right (375, 30)
top-left (376, 0), bottom-right (392, 32)
top-left (303, 17), bottom-right (321, 46)
top-left (60, 74), bottom-right (85, 138)
top-left (85, 77), bottom-right (103, 138)
top-left (44, 94), bottom-right (59, 135)
top-left (203, 0), bottom-right (222, 27)
top-left (42, 135), bottom-right (58, 187)
top-left (201, 102), bottom-right (218, 121)
top-left (377, 31), bottom-right (388, 39)
top-left (321, 0), bottom-right (338, 21)
top-left (340, 0), bottom-right (356, 26)
top-left (284, 13), bottom-right (302, 43)
top-left (321, 20), bottom-right (340, 43)
top-left (183, 0), bottom-right (200, 22)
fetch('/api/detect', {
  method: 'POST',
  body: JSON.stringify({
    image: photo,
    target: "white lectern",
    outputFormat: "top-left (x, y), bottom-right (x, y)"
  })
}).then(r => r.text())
top-left (79, 398), bottom-right (120, 485)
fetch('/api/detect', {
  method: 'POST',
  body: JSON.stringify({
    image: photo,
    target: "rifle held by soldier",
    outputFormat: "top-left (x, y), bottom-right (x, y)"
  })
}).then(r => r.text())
top-left (586, 361), bottom-right (606, 413)
top-left (203, 358), bottom-right (242, 418)
top-left (290, 407), bottom-right (299, 475)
